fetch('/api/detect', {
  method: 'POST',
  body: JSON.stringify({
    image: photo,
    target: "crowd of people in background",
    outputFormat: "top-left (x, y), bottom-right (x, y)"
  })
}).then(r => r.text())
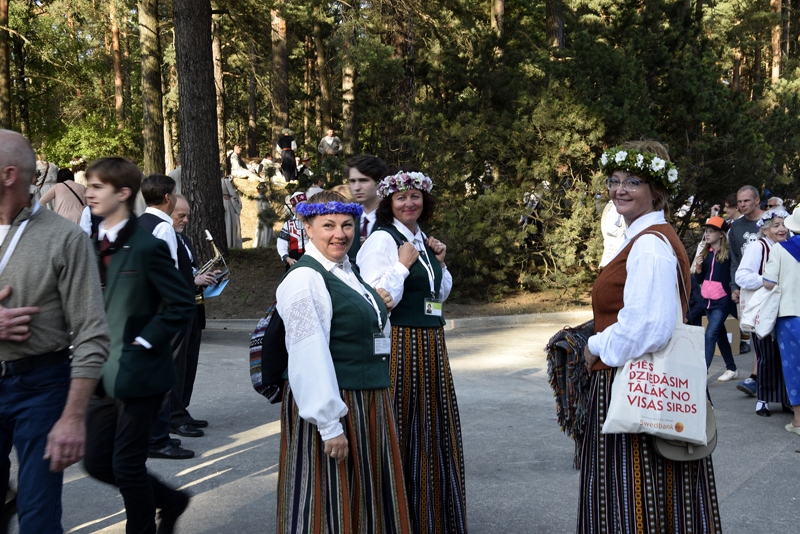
top-left (3, 124), bottom-right (800, 533)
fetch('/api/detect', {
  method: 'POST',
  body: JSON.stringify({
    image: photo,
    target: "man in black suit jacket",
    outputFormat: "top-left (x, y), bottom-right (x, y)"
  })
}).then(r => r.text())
top-left (168, 195), bottom-right (218, 437)
top-left (83, 157), bottom-right (195, 534)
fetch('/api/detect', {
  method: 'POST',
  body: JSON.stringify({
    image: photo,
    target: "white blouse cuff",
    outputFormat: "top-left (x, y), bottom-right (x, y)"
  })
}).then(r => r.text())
top-left (318, 420), bottom-right (344, 440)
top-left (394, 262), bottom-right (410, 277)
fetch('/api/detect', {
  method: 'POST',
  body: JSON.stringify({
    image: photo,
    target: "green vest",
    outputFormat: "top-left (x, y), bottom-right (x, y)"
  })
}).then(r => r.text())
top-left (284, 254), bottom-right (391, 390)
top-left (376, 225), bottom-right (446, 327)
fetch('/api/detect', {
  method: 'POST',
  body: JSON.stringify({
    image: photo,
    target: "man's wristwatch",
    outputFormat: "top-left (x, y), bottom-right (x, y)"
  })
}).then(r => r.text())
top-left (282, 255), bottom-right (289, 263)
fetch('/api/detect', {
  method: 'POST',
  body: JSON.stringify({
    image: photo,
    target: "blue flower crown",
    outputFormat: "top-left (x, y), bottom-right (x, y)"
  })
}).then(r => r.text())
top-left (295, 201), bottom-right (363, 219)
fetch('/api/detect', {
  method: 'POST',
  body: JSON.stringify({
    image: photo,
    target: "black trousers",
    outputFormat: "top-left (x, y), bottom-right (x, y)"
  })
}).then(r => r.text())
top-left (84, 394), bottom-right (183, 534)
top-left (170, 310), bottom-right (203, 427)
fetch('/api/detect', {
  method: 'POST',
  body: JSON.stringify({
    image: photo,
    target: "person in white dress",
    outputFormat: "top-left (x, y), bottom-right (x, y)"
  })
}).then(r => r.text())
top-left (221, 175), bottom-right (242, 248)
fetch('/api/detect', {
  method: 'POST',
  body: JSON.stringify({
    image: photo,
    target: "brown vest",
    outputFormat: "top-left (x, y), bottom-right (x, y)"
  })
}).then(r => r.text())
top-left (591, 223), bottom-right (691, 371)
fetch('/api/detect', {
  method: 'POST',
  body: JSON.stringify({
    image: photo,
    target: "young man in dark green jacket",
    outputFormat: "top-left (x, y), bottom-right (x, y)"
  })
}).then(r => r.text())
top-left (82, 157), bottom-right (195, 534)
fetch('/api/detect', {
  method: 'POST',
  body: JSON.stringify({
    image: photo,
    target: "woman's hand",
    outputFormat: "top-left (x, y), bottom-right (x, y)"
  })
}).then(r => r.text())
top-left (425, 236), bottom-right (447, 264)
top-left (375, 287), bottom-right (394, 311)
top-left (398, 242), bottom-right (419, 270)
top-left (584, 346), bottom-right (599, 374)
top-left (323, 434), bottom-right (349, 464)
top-left (693, 255), bottom-right (703, 273)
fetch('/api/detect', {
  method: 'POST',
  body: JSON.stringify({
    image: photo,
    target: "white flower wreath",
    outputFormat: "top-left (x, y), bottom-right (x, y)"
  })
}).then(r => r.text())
top-left (599, 146), bottom-right (679, 191)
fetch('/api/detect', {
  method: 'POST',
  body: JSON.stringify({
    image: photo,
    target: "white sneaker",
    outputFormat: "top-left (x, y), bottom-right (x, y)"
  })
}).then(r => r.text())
top-left (717, 369), bottom-right (739, 382)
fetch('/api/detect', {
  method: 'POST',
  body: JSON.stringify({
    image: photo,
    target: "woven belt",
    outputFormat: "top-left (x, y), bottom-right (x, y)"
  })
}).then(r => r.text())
top-left (281, 147), bottom-right (292, 150)
top-left (0, 348), bottom-right (70, 378)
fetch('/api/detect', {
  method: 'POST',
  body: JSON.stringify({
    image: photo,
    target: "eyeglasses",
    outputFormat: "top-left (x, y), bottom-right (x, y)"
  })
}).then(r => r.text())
top-left (605, 177), bottom-right (649, 192)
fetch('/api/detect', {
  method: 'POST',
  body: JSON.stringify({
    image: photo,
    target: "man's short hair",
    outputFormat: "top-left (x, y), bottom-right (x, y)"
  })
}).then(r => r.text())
top-left (142, 173), bottom-right (176, 206)
top-left (86, 157), bottom-right (142, 211)
top-left (0, 129), bottom-right (37, 189)
top-left (343, 155), bottom-right (387, 183)
top-left (724, 193), bottom-right (738, 208)
top-left (737, 185), bottom-right (760, 200)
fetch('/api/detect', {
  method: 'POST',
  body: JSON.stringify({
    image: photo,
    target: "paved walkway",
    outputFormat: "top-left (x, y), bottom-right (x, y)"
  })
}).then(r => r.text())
top-left (9, 314), bottom-right (800, 533)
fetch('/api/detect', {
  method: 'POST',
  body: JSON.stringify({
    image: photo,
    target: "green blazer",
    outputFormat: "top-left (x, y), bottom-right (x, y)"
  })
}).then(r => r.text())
top-left (98, 218), bottom-right (195, 398)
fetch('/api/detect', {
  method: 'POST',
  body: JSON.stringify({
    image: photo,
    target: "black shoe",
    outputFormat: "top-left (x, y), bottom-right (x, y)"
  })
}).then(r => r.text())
top-left (169, 438), bottom-right (182, 447)
top-left (170, 424), bottom-right (204, 438)
top-left (189, 418), bottom-right (208, 428)
top-left (756, 401), bottom-right (771, 417)
top-left (148, 444), bottom-right (195, 460)
top-left (157, 490), bottom-right (191, 534)
top-left (783, 403), bottom-right (795, 414)
top-left (739, 341), bottom-right (751, 354)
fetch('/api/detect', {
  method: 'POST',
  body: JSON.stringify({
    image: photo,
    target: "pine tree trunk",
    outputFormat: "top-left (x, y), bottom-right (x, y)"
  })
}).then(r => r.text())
top-left (271, 5), bottom-right (289, 142)
top-left (733, 49), bottom-right (742, 91)
top-left (491, 0), bottom-right (504, 35)
top-left (304, 35), bottom-right (312, 147)
top-left (12, 35), bottom-right (29, 136)
top-left (173, 0), bottom-right (226, 257)
top-left (771, 0), bottom-right (781, 84)
top-left (140, 0), bottom-right (165, 175)
top-left (545, 0), bottom-right (564, 49)
top-left (313, 19), bottom-right (331, 130)
top-left (211, 13), bottom-right (226, 171)
top-left (0, 0), bottom-right (13, 129)
top-left (248, 41), bottom-right (258, 157)
top-left (110, 1), bottom-right (125, 128)
top-left (162, 49), bottom-right (175, 172)
top-left (341, 5), bottom-right (357, 155)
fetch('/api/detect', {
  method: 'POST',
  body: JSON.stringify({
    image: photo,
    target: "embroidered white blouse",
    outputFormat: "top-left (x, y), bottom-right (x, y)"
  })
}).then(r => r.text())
top-left (356, 218), bottom-right (452, 305)
top-left (587, 211), bottom-right (679, 368)
top-left (276, 241), bottom-right (387, 441)
top-left (735, 237), bottom-right (773, 290)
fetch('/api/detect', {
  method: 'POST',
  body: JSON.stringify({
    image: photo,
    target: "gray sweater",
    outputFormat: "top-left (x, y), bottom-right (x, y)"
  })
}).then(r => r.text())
top-left (0, 203), bottom-right (109, 379)
top-left (728, 215), bottom-right (761, 292)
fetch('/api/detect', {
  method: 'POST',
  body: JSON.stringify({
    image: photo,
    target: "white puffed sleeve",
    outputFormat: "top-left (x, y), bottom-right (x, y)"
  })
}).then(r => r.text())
top-left (587, 234), bottom-right (679, 367)
top-left (357, 230), bottom-right (410, 305)
top-left (276, 268), bottom-right (347, 440)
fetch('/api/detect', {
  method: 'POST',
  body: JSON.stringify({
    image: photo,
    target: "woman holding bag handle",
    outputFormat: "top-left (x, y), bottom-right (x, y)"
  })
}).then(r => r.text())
top-left (735, 208), bottom-right (791, 417)
top-left (579, 141), bottom-right (721, 533)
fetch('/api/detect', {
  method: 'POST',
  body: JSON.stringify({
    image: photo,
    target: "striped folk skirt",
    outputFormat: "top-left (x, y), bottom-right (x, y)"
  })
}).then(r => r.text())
top-left (776, 316), bottom-right (800, 405)
top-left (755, 334), bottom-right (789, 404)
top-left (277, 385), bottom-right (412, 534)
top-left (390, 326), bottom-right (468, 534)
top-left (577, 368), bottom-right (722, 534)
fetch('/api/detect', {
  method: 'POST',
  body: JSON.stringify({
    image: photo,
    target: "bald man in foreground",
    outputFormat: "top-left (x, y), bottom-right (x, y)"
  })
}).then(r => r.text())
top-left (0, 129), bottom-right (110, 533)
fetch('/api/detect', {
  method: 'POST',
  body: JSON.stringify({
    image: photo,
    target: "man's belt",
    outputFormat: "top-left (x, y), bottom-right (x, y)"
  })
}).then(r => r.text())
top-left (0, 348), bottom-right (70, 378)
top-left (281, 147), bottom-right (292, 150)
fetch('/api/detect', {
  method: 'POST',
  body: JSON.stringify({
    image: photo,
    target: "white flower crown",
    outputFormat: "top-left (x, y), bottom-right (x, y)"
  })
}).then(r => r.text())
top-left (599, 147), bottom-right (679, 192)
top-left (756, 208), bottom-right (790, 228)
top-left (378, 171), bottom-right (434, 198)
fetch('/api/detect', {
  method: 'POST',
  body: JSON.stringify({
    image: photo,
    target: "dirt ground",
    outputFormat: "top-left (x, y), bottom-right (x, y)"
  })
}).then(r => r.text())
top-left (203, 247), bottom-right (591, 320)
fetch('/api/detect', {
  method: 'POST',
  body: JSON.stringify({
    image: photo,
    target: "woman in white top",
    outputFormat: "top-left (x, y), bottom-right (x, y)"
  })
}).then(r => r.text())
top-left (38, 168), bottom-right (86, 225)
top-left (735, 209), bottom-right (791, 416)
top-left (762, 206), bottom-right (800, 435)
top-left (579, 141), bottom-right (721, 532)
top-left (275, 191), bottom-right (411, 533)
top-left (357, 169), bottom-right (466, 534)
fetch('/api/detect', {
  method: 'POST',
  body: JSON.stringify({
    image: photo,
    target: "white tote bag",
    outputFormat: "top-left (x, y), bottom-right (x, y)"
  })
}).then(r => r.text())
top-left (602, 235), bottom-right (708, 446)
top-left (741, 285), bottom-right (781, 339)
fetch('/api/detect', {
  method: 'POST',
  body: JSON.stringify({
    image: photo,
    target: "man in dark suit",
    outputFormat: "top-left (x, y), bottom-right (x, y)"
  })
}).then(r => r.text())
top-left (167, 195), bottom-right (218, 437)
top-left (345, 155), bottom-right (387, 264)
top-left (82, 157), bottom-right (195, 534)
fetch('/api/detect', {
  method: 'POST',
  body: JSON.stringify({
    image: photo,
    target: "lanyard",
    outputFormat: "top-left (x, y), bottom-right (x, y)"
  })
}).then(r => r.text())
top-left (0, 202), bottom-right (40, 277)
top-left (415, 241), bottom-right (437, 298)
top-left (335, 263), bottom-right (384, 332)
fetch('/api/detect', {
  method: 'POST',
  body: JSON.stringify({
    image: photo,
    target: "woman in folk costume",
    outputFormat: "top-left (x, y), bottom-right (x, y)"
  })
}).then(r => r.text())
top-left (357, 170), bottom-right (468, 534)
top-left (735, 208), bottom-right (791, 417)
top-left (276, 192), bottom-right (308, 270)
top-left (220, 174), bottom-right (242, 248)
top-left (275, 191), bottom-right (411, 534)
top-left (762, 206), bottom-right (800, 435)
top-left (580, 141), bottom-right (721, 533)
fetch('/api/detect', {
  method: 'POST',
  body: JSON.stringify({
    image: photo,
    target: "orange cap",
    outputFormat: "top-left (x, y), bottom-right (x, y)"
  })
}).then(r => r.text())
top-left (704, 216), bottom-right (727, 230)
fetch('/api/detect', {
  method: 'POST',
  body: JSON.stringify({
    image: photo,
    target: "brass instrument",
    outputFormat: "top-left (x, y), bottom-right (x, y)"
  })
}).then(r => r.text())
top-left (195, 230), bottom-right (230, 304)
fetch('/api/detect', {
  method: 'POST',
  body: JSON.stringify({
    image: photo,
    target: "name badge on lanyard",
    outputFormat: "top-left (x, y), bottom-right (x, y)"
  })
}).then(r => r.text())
top-left (373, 334), bottom-right (391, 355)
top-left (416, 244), bottom-right (441, 316)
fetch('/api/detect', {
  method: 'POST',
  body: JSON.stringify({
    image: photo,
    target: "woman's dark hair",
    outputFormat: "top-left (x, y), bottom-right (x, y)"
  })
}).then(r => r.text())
top-left (57, 168), bottom-right (74, 183)
top-left (375, 190), bottom-right (436, 227)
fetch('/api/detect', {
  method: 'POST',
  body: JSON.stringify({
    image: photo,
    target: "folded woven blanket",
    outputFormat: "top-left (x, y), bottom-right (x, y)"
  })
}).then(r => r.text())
top-left (545, 319), bottom-right (594, 468)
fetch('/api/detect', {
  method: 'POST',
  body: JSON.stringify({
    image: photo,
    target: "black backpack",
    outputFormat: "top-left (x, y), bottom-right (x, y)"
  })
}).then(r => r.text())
top-left (249, 302), bottom-right (288, 403)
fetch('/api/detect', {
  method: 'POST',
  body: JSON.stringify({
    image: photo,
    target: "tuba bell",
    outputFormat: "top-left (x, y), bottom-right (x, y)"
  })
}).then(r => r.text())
top-left (195, 230), bottom-right (230, 304)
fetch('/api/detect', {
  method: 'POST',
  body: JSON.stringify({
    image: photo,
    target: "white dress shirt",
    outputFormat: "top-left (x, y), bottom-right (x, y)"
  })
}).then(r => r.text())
top-left (144, 207), bottom-right (179, 269)
top-left (356, 218), bottom-right (452, 306)
top-left (735, 237), bottom-right (773, 290)
top-left (587, 211), bottom-right (679, 368)
top-left (277, 242), bottom-right (388, 440)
